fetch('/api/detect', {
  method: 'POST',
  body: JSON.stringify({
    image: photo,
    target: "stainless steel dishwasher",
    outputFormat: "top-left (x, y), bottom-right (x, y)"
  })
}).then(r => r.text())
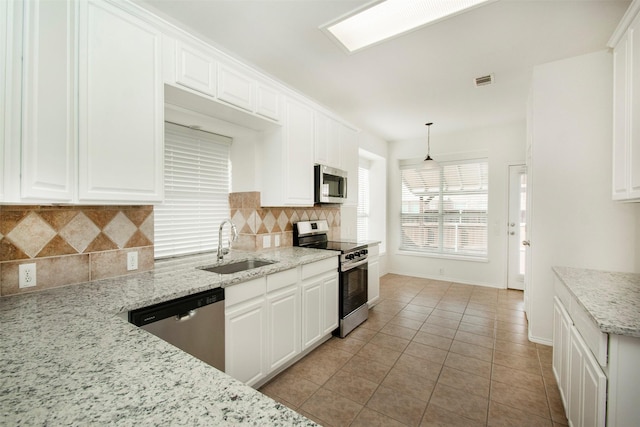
top-left (129, 287), bottom-right (225, 372)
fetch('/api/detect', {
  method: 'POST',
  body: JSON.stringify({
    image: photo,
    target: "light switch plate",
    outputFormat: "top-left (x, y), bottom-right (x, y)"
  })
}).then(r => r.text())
top-left (263, 235), bottom-right (271, 249)
top-left (274, 235), bottom-right (280, 247)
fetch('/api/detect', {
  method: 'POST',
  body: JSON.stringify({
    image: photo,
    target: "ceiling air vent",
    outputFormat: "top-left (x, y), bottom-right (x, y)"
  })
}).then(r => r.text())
top-left (474, 74), bottom-right (494, 87)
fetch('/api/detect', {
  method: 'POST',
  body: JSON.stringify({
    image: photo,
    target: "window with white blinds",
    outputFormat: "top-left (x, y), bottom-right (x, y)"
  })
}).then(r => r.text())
top-left (400, 159), bottom-right (488, 258)
top-left (357, 162), bottom-right (370, 241)
top-left (154, 122), bottom-right (232, 259)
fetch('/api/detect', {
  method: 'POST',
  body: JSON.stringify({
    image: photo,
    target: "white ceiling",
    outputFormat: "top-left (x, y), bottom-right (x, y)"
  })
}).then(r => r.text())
top-left (135, 0), bottom-right (630, 142)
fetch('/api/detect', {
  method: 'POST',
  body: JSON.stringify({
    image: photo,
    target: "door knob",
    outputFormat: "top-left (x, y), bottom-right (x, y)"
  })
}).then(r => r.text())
top-left (522, 240), bottom-right (530, 246)
top-left (510, 232), bottom-right (515, 235)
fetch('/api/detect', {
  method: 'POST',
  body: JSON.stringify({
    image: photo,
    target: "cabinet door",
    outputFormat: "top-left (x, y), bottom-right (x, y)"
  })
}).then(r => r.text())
top-left (569, 326), bottom-right (607, 427)
top-left (322, 273), bottom-right (339, 335)
top-left (267, 285), bottom-right (299, 371)
top-left (553, 297), bottom-right (571, 409)
top-left (340, 124), bottom-right (359, 206)
top-left (284, 98), bottom-right (314, 205)
top-left (314, 113), bottom-right (340, 168)
top-left (225, 298), bottom-right (266, 386)
top-left (21, 0), bottom-right (75, 201)
top-left (78, 0), bottom-right (163, 202)
top-left (175, 40), bottom-right (216, 96)
top-left (301, 278), bottom-right (323, 350)
top-left (256, 83), bottom-right (280, 121)
top-left (612, 33), bottom-right (629, 200)
top-left (628, 15), bottom-right (640, 198)
top-left (217, 64), bottom-right (254, 112)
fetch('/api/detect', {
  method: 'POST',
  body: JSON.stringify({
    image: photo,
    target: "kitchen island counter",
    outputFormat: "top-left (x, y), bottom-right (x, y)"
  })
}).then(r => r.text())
top-left (0, 247), bottom-right (336, 426)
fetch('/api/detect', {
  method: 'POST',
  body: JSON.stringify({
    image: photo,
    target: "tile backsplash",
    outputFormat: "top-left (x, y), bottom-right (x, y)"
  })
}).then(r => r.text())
top-left (229, 192), bottom-right (341, 251)
top-left (0, 205), bottom-right (154, 296)
top-left (0, 194), bottom-right (339, 296)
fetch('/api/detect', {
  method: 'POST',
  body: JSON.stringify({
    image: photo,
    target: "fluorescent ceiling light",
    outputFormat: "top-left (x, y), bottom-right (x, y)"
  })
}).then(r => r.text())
top-left (324, 0), bottom-right (494, 53)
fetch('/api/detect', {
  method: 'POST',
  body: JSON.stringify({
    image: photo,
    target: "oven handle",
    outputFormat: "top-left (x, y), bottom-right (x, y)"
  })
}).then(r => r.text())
top-left (341, 258), bottom-right (368, 272)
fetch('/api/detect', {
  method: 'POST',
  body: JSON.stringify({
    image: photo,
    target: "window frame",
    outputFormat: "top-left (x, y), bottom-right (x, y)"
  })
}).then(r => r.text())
top-left (399, 158), bottom-right (489, 261)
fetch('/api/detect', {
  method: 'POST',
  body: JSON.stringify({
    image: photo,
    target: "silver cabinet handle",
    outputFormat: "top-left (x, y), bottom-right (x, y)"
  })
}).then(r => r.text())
top-left (522, 240), bottom-right (530, 246)
top-left (510, 232), bottom-right (515, 235)
top-left (510, 222), bottom-right (515, 227)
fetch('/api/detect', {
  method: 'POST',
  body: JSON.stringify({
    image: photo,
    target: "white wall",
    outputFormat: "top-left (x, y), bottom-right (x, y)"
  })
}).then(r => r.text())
top-left (387, 121), bottom-right (526, 287)
top-left (527, 50), bottom-right (638, 344)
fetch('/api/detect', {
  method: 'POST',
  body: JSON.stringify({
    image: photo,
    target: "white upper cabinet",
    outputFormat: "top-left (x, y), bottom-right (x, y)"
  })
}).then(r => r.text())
top-left (611, 2), bottom-right (640, 200)
top-left (0, 0), bottom-right (11, 201)
top-left (20, 0), bottom-right (76, 202)
top-left (175, 40), bottom-right (216, 96)
top-left (340, 124), bottom-right (359, 206)
top-left (78, 0), bottom-right (163, 202)
top-left (261, 97), bottom-right (314, 207)
top-left (256, 82), bottom-right (281, 122)
top-left (217, 63), bottom-right (254, 112)
top-left (314, 112), bottom-right (341, 168)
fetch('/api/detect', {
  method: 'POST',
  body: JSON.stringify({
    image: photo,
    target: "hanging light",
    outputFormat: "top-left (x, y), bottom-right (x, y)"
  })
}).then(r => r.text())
top-left (423, 122), bottom-right (439, 169)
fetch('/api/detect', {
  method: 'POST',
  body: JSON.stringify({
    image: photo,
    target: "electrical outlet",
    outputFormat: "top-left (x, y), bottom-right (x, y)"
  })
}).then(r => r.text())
top-left (127, 251), bottom-right (138, 271)
top-left (19, 263), bottom-right (37, 288)
top-left (262, 235), bottom-right (271, 249)
top-left (274, 235), bottom-right (280, 247)
top-left (439, 268), bottom-right (445, 276)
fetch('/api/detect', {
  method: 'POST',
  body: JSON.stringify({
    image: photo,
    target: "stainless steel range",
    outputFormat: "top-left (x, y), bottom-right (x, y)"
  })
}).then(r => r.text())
top-left (294, 220), bottom-right (368, 338)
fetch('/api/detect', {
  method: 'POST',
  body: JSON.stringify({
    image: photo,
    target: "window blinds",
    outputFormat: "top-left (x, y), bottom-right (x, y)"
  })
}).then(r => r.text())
top-left (400, 159), bottom-right (488, 258)
top-left (154, 122), bottom-right (232, 259)
top-left (357, 163), bottom-right (370, 241)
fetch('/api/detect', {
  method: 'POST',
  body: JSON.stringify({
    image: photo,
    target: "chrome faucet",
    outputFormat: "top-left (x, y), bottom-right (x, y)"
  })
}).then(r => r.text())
top-left (217, 219), bottom-right (238, 260)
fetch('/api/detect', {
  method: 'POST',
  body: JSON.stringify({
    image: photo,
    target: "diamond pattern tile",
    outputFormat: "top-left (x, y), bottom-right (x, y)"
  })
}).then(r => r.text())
top-left (103, 212), bottom-right (137, 249)
top-left (7, 212), bottom-right (57, 258)
top-left (59, 212), bottom-right (101, 253)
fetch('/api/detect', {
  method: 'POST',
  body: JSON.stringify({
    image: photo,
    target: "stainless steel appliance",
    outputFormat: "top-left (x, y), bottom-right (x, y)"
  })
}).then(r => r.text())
top-left (129, 287), bottom-right (225, 371)
top-left (294, 220), bottom-right (368, 337)
top-left (315, 164), bottom-right (348, 204)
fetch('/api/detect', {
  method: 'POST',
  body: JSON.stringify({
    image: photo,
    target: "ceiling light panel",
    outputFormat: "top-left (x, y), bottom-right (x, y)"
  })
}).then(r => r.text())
top-left (325, 0), bottom-right (494, 53)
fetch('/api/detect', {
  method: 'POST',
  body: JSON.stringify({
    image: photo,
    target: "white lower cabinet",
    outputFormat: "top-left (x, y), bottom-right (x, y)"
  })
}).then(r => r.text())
top-left (225, 277), bottom-right (268, 385)
top-left (553, 289), bottom-right (606, 427)
top-left (266, 268), bottom-right (300, 372)
top-left (225, 257), bottom-right (338, 387)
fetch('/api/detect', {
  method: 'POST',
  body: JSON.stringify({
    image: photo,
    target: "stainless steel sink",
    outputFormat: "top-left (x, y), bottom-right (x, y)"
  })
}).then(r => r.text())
top-left (200, 259), bottom-right (276, 275)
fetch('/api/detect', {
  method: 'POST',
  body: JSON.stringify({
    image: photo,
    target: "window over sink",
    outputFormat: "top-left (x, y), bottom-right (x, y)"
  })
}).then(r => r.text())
top-left (154, 122), bottom-right (232, 258)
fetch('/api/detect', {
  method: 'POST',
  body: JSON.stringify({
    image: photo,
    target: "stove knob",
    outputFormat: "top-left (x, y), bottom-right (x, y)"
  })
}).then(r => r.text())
top-left (362, 249), bottom-right (368, 255)
top-left (346, 254), bottom-right (354, 260)
top-left (354, 251), bottom-right (361, 257)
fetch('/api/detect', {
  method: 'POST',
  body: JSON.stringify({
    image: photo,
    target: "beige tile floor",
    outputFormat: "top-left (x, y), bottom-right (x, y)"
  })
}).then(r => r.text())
top-left (259, 273), bottom-right (568, 427)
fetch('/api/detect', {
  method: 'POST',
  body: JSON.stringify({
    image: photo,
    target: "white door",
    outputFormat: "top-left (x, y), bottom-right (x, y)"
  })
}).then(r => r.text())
top-left (507, 165), bottom-right (527, 290)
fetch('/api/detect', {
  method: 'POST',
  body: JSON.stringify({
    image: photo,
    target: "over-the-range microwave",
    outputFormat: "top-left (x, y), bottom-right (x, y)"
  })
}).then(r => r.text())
top-left (314, 164), bottom-right (347, 204)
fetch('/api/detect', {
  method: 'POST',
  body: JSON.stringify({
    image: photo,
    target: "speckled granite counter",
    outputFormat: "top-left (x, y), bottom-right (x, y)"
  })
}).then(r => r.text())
top-left (0, 247), bottom-right (337, 426)
top-left (552, 266), bottom-right (640, 338)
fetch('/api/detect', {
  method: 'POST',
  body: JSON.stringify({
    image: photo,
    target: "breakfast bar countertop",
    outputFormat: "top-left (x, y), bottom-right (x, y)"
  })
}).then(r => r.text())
top-left (552, 266), bottom-right (640, 338)
top-left (0, 247), bottom-right (338, 426)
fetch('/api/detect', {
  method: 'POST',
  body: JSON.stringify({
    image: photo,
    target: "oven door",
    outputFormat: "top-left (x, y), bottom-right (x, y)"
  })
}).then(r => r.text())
top-left (340, 259), bottom-right (368, 317)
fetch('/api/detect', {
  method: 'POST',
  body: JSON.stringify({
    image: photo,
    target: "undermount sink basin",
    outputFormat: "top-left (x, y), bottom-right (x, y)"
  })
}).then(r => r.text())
top-left (200, 259), bottom-right (276, 275)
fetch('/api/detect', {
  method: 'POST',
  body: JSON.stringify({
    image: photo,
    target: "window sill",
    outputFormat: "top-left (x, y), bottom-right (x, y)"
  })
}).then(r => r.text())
top-left (396, 249), bottom-right (488, 263)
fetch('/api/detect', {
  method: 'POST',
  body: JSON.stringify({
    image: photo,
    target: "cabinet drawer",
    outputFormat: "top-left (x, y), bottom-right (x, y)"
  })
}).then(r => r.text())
top-left (571, 301), bottom-right (608, 367)
top-left (554, 276), bottom-right (574, 312)
top-left (301, 257), bottom-right (338, 280)
top-left (368, 244), bottom-right (380, 257)
top-left (267, 268), bottom-right (298, 293)
top-left (225, 277), bottom-right (266, 307)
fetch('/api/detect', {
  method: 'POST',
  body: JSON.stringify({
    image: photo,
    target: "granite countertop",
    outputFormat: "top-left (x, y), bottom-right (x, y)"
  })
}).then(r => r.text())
top-left (0, 247), bottom-right (338, 426)
top-left (552, 266), bottom-right (640, 338)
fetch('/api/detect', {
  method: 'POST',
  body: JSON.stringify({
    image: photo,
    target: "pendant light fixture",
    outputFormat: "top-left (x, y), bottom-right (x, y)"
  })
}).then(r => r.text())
top-left (423, 122), bottom-right (439, 169)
